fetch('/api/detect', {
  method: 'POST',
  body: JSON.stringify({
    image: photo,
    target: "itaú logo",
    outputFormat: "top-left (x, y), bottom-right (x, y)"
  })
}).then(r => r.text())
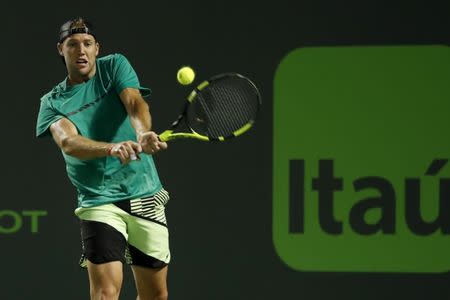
top-left (273, 45), bottom-right (450, 273)
top-left (287, 159), bottom-right (449, 236)
top-left (0, 210), bottom-right (47, 234)
top-left (273, 159), bottom-right (450, 273)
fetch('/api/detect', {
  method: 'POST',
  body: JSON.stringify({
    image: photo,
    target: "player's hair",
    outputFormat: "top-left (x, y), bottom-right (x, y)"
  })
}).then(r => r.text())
top-left (58, 17), bottom-right (97, 43)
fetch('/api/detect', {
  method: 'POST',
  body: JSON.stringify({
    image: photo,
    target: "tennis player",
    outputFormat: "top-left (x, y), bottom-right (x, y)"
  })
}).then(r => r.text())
top-left (36, 17), bottom-right (170, 300)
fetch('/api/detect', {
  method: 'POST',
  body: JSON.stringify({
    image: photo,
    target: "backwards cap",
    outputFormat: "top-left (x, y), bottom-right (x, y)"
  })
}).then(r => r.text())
top-left (58, 17), bottom-right (96, 43)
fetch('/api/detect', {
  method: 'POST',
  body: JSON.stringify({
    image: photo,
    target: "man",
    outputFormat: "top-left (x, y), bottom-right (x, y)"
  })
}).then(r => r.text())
top-left (36, 17), bottom-right (170, 300)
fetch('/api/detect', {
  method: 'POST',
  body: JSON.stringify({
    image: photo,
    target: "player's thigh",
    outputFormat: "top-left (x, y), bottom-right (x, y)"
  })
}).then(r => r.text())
top-left (127, 215), bottom-right (170, 267)
top-left (131, 265), bottom-right (168, 299)
top-left (127, 212), bottom-right (170, 298)
top-left (87, 260), bottom-right (124, 288)
top-left (76, 204), bottom-right (129, 268)
top-left (125, 192), bottom-right (171, 267)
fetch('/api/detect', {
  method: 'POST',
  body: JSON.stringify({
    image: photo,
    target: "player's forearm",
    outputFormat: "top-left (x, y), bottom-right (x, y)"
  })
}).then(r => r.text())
top-left (61, 134), bottom-right (111, 159)
top-left (127, 99), bottom-right (152, 138)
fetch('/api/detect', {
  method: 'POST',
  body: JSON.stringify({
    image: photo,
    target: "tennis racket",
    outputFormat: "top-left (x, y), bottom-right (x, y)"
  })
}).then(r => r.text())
top-left (158, 73), bottom-right (261, 142)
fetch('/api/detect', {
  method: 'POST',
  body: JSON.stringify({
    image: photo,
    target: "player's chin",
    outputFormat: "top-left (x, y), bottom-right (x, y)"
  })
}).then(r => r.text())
top-left (78, 66), bottom-right (92, 75)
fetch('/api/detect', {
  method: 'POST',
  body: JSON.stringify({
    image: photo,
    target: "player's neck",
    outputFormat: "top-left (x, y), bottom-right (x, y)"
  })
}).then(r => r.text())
top-left (67, 65), bottom-right (96, 86)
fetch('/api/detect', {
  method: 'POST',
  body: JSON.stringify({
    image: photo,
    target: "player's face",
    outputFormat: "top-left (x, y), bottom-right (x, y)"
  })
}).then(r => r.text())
top-left (57, 33), bottom-right (99, 84)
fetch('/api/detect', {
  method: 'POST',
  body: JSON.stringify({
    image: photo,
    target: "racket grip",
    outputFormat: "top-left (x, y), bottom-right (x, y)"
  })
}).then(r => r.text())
top-left (158, 130), bottom-right (173, 142)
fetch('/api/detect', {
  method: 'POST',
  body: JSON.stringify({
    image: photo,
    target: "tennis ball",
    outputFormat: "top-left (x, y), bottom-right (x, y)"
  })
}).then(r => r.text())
top-left (177, 66), bottom-right (195, 85)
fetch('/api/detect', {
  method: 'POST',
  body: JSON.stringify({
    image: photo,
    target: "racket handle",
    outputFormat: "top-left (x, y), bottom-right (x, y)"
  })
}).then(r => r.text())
top-left (158, 130), bottom-right (173, 142)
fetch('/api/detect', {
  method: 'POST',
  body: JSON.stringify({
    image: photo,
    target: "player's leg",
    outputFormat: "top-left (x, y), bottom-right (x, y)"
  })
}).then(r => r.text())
top-left (114, 189), bottom-right (171, 300)
top-left (75, 204), bottom-right (130, 300)
top-left (126, 215), bottom-right (170, 300)
top-left (87, 260), bottom-right (123, 300)
top-left (131, 265), bottom-right (168, 300)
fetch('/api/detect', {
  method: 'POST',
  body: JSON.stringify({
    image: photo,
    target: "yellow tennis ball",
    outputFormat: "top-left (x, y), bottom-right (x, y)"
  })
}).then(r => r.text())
top-left (177, 66), bottom-right (195, 85)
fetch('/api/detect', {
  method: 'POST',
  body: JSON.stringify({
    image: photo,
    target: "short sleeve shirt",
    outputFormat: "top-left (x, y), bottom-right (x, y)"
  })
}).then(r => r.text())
top-left (36, 54), bottom-right (162, 207)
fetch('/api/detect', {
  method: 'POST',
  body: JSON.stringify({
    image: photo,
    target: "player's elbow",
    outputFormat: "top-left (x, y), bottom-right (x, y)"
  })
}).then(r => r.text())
top-left (60, 136), bottom-right (77, 156)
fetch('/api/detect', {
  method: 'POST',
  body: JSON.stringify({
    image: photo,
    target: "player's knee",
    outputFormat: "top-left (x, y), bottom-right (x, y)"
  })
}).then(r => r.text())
top-left (152, 292), bottom-right (169, 300)
top-left (137, 290), bottom-right (168, 300)
top-left (154, 290), bottom-right (168, 300)
top-left (90, 284), bottom-right (121, 299)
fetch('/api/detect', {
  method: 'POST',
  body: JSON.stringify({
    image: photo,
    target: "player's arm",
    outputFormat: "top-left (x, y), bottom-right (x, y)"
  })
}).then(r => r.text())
top-left (119, 87), bottom-right (167, 154)
top-left (49, 118), bottom-right (141, 163)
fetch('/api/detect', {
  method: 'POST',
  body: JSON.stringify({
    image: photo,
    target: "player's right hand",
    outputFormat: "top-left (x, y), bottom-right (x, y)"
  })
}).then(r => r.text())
top-left (138, 131), bottom-right (168, 155)
top-left (108, 141), bottom-right (142, 164)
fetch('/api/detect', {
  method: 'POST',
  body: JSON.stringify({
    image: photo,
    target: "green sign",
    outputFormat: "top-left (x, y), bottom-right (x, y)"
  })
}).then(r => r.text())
top-left (0, 210), bottom-right (48, 234)
top-left (273, 45), bottom-right (450, 273)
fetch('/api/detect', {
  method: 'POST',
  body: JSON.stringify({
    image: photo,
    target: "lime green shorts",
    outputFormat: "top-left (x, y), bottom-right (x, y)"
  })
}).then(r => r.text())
top-left (74, 189), bottom-right (171, 268)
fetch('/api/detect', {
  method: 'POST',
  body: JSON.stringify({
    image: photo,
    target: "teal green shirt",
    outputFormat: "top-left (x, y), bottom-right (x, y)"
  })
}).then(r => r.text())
top-left (36, 54), bottom-right (162, 207)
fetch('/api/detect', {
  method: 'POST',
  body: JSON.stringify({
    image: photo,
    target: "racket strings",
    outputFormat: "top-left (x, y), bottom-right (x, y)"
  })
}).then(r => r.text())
top-left (187, 76), bottom-right (259, 138)
top-left (210, 84), bottom-right (253, 132)
top-left (200, 87), bottom-right (237, 135)
top-left (208, 82), bottom-right (258, 137)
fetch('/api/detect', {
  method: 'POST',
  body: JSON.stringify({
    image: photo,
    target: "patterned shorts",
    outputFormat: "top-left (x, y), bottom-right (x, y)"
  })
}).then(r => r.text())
top-left (74, 189), bottom-right (170, 269)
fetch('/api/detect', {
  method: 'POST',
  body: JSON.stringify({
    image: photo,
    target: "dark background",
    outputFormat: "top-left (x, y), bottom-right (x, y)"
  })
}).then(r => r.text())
top-left (1, 0), bottom-right (449, 299)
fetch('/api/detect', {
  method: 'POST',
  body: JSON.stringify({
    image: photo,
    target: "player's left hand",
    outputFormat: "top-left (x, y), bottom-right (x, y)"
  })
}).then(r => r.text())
top-left (138, 131), bottom-right (168, 155)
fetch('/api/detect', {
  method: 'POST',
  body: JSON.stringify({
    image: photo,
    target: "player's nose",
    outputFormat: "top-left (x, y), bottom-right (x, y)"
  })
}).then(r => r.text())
top-left (77, 44), bottom-right (86, 54)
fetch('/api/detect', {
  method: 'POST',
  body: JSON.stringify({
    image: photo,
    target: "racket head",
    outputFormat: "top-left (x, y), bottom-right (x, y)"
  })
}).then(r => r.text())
top-left (184, 73), bottom-right (261, 141)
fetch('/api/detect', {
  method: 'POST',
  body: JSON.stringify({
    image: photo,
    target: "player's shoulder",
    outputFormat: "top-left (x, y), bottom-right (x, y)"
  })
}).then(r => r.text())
top-left (40, 90), bottom-right (53, 102)
top-left (97, 54), bottom-right (132, 78)
top-left (40, 81), bottom-right (65, 103)
top-left (97, 53), bottom-right (129, 66)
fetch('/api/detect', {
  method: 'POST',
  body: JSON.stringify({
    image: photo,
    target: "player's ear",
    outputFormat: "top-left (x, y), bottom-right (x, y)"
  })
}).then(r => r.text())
top-left (57, 43), bottom-right (63, 56)
top-left (95, 42), bottom-right (100, 56)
